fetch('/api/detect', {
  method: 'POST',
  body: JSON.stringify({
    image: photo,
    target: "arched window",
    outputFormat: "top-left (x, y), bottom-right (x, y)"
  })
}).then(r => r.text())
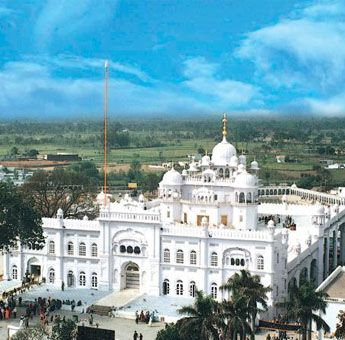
top-left (163, 279), bottom-right (170, 295)
top-left (127, 246), bottom-right (133, 254)
top-left (79, 242), bottom-right (86, 256)
top-left (176, 280), bottom-right (183, 295)
top-left (176, 250), bottom-right (184, 264)
top-left (225, 168), bottom-right (230, 178)
top-left (91, 273), bottom-right (98, 288)
top-left (48, 241), bottom-right (55, 255)
top-left (91, 243), bottom-right (98, 257)
top-left (210, 252), bottom-right (218, 267)
top-left (12, 265), bottom-right (18, 280)
top-left (67, 241), bottom-right (74, 255)
top-left (79, 271), bottom-right (86, 286)
top-left (211, 283), bottom-right (218, 299)
top-left (49, 268), bottom-right (55, 283)
top-left (257, 255), bottom-right (264, 270)
top-left (120, 245), bottom-right (126, 253)
top-left (163, 249), bottom-right (170, 263)
top-left (134, 246), bottom-right (141, 254)
top-left (219, 168), bottom-right (224, 177)
top-left (247, 192), bottom-right (252, 203)
top-left (239, 192), bottom-right (245, 203)
top-left (189, 281), bottom-right (196, 297)
top-left (190, 250), bottom-right (197, 265)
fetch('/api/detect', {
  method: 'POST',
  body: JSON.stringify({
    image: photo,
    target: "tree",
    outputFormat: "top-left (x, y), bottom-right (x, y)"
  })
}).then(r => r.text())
top-left (156, 323), bottom-right (182, 340)
top-left (141, 172), bottom-right (163, 193)
top-left (219, 297), bottom-right (252, 340)
top-left (221, 269), bottom-right (271, 340)
top-left (127, 159), bottom-right (142, 183)
top-left (51, 318), bottom-right (77, 340)
top-left (178, 290), bottom-right (219, 340)
top-left (11, 325), bottom-right (48, 340)
top-left (21, 168), bottom-right (97, 219)
top-left (288, 281), bottom-right (330, 340)
top-left (335, 310), bottom-right (345, 339)
top-left (0, 182), bottom-right (44, 251)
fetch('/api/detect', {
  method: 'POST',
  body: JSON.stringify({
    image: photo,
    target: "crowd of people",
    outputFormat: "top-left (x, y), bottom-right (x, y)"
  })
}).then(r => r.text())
top-left (135, 309), bottom-right (157, 325)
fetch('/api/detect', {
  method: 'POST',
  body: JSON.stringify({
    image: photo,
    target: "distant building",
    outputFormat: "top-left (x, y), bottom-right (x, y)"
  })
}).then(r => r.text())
top-left (276, 155), bottom-right (285, 163)
top-left (43, 153), bottom-right (81, 162)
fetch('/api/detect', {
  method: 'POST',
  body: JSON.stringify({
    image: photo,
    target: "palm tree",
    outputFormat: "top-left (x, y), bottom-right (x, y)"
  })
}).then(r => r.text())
top-left (221, 269), bottom-right (271, 340)
top-left (178, 289), bottom-right (220, 340)
top-left (219, 297), bottom-right (253, 340)
top-left (288, 281), bottom-right (330, 340)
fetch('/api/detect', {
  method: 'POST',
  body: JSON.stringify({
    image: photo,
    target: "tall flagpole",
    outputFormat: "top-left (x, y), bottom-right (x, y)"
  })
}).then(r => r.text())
top-left (104, 60), bottom-right (109, 206)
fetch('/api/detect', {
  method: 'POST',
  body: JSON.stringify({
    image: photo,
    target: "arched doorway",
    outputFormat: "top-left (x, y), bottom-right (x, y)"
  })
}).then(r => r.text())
top-left (67, 270), bottom-right (75, 287)
top-left (125, 262), bottom-right (139, 289)
top-left (27, 257), bottom-right (41, 281)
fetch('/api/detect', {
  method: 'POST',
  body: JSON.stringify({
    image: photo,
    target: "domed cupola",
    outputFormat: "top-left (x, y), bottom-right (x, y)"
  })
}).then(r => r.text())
top-left (160, 168), bottom-right (183, 186)
top-left (233, 171), bottom-right (257, 188)
top-left (201, 154), bottom-right (211, 167)
top-left (250, 160), bottom-right (259, 171)
top-left (211, 114), bottom-right (237, 166)
top-left (239, 154), bottom-right (246, 165)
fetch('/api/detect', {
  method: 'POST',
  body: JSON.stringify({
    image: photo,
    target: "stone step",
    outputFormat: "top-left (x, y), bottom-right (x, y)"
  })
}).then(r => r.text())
top-left (89, 304), bottom-right (112, 316)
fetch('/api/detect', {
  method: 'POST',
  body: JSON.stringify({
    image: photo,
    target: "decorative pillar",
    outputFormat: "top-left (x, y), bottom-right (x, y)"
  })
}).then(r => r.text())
top-left (3, 252), bottom-right (9, 280)
top-left (324, 235), bottom-right (330, 278)
top-left (333, 229), bottom-right (338, 269)
top-left (340, 226), bottom-right (345, 265)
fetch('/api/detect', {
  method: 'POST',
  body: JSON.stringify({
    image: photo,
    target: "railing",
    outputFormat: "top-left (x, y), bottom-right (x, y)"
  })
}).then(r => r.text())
top-left (161, 224), bottom-right (273, 241)
top-left (99, 211), bottom-right (160, 223)
top-left (258, 186), bottom-right (345, 205)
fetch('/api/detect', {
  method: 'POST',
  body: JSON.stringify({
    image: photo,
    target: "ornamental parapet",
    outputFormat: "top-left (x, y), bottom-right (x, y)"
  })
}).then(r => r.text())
top-left (161, 224), bottom-right (273, 242)
top-left (99, 211), bottom-right (161, 223)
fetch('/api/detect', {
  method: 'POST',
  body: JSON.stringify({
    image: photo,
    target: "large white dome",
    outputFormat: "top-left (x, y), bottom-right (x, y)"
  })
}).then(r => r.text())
top-left (233, 171), bottom-right (257, 188)
top-left (161, 168), bottom-right (183, 186)
top-left (211, 137), bottom-right (237, 166)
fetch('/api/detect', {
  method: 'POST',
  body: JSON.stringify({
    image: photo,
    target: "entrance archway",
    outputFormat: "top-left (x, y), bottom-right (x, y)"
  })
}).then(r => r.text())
top-left (27, 257), bottom-right (41, 281)
top-left (67, 270), bottom-right (75, 287)
top-left (125, 262), bottom-right (139, 289)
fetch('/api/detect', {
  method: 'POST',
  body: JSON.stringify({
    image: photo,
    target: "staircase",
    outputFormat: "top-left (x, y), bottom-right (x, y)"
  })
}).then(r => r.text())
top-left (91, 288), bottom-right (141, 316)
top-left (89, 305), bottom-right (112, 316)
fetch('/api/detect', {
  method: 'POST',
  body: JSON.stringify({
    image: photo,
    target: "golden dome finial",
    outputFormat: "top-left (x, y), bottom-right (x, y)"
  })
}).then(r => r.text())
top-left (222, 113), bottom-right (228, 139)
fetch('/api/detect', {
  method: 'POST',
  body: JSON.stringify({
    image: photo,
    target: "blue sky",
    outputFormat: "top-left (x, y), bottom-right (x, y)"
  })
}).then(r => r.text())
top-left (0, 0), bottom-right (344, 118)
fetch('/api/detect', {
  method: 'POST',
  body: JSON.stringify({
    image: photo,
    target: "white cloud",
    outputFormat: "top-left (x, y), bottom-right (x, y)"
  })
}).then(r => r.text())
top-left (183, 57), bottom-right (261, 108)
top-left (24, 55), bottom-right (150, 82)
top-left (235, 0), bottom-right (345, 114)
top-left (0, 60), bottom-right (213, 118)
top-left (34, 0), bottom-right (118, 51)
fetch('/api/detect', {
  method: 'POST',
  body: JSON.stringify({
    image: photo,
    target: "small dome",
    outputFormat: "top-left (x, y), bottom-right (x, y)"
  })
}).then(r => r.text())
top-left (291, 183), bottom-right (297, 189)
top-left (250, 160), bottom-right (259, 170)
top-left (239, 154), bottom-right (246, 165)
top-left (188, 162), bottom-right (199, 172)
top-left (182, 169), bottom-right (188, 176)
top-left (138, 194), bottom-right (145, 202)
top-left (233, 171), bottom-right (256, 188)
top-left (57, 208), bottom-right (63, 218)
top-left (161, 168), bottom-right (183, 186)
top-left (201, 155), bottom-right (211, 166)
top-left (211, 137), bottom-right (237, 166)
top-left (83, 215), bottom-right (89, 221)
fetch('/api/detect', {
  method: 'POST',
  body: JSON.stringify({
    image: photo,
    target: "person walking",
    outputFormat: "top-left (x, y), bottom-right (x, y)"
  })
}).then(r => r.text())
top-left (61, 281), bottom-right (65, 291)
top-left (139, 333), bottom-right (143, 340)
top-left (133, 330), bottom-right (138, 340)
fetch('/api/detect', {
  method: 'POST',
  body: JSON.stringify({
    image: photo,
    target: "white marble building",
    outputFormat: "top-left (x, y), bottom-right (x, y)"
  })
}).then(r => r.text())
top-left (4, 116), bottom-right (345, 316)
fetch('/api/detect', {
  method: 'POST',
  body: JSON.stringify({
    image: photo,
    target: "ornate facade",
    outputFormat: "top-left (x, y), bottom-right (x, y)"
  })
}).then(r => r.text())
top-left (4, 116), bottom-right (345, 316)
